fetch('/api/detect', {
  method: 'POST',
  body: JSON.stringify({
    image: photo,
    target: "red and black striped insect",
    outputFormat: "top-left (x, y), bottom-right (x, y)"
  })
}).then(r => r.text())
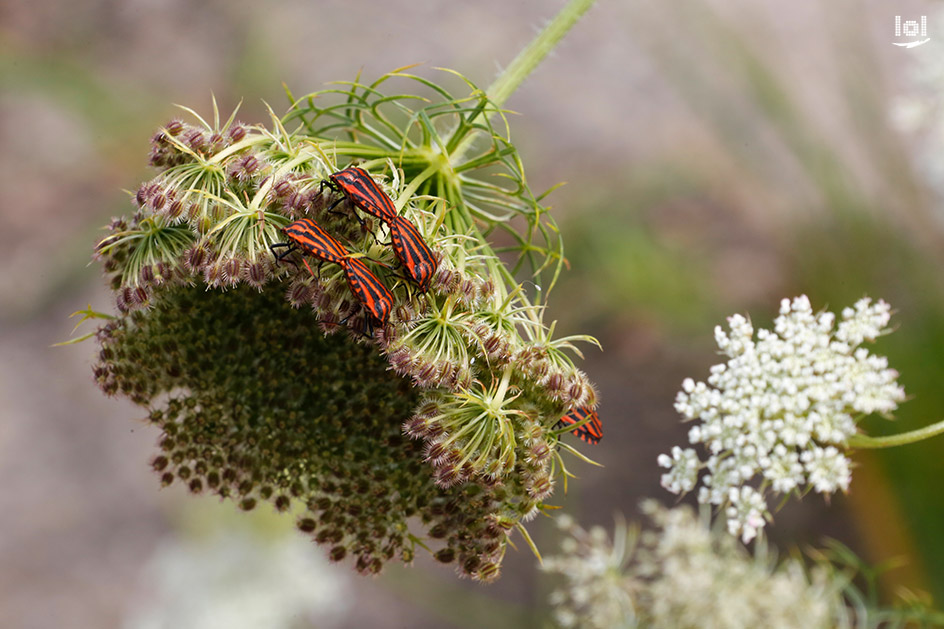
top-left (271, 218), bottom-right (394, 326)
top-left (558, 407), bottom-right (602, 445)
top-left (324, 166), bottom-right (397, 222)
top-left (341, 256), bottom-right (394, 325)
top-left (274, 218), bottom-right (346, 265)
top-left (388, 215), bottom-right (436, 292)
top-left (323, 167), bottom-right (438, 291)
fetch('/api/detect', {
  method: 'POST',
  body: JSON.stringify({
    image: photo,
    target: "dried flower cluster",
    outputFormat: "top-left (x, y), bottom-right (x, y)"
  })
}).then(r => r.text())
top-left (658, 296), bottom-right (905, 542)
top-left (543, 502), bottom-right (843, 629)
top-left (90, 77), bottom-right (598, 581)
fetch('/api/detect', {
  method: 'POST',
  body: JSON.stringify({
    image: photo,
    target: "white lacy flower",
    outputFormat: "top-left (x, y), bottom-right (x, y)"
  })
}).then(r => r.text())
top-left (544, 502), bottom-right (842, 629)
top-left (660, 296), bottom-right (905, 542)
top-left (657, 446), bottom-right (699, 493)
top-left (542, 515), bottom-right (637, 629)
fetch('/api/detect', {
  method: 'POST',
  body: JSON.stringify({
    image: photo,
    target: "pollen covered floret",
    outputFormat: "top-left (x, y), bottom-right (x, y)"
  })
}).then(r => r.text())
top-left (658, 295), bottom-right (905, 542)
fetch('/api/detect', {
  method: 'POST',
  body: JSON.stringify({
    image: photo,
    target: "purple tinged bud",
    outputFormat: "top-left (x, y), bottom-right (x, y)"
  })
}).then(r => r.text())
top-left (413, 360), bottom-right (438, 388)
top-left (209, 132), bottom-right (225, 150)
top-left (155, 262), bottom-right (174, 284)
top-left (423, 422), bottom-right (444, 440)
top-left (403, 416), bottom-right (428, 439)
top-left (414, 400), bottom-right (441, 419)
top-left (222, 258), bottom-right (242, 285)
top-left (483, 334), bottom-right (508, 361)
top-left (185, 245), bottom-right (209, 271)
top-left (229, 154), bottom-right (263, 182)
top-left (287, 192), bottom-right (310, 216)
top-left (529, 442), bottom-right (550, 464)
top-left (387, 348), bottom-right (414, 375)
top-left (166, 199), bottom-right (184, 220)
top-left (287, 281), bottom-right (314, 307)
top-left (373, 324), bottom-right (397, 348)
top-left (203, 263), bottom-right (224, 287)
top-left (526, 475), bottom-right (554, 500)
top-left (433, 465), bottom-right (461, 488)
top-left (165, 120), bottom-right (184, 136)
top-left (424, 441), bottom-right (448, 463)
top-left (150, 191), bottom-right (167, 211)
top-left (476, 561), bottom-right (501, 582)
top-left (396, 304), bottom-right (416, 324)
top-left (228, 124), bottom-right (247, 142)
top-left (318, 312), bottom-right (340, 335)
top-left (433, 267), bottom-right (458, 295)
top-left (459, 278), bottom-right (478, 304)
top-left (139, 265), bottom-right (155, 285)
top-left (186, 202), bottom-right (201, 222)
top-left (273, 179), bottom-right (293, 198)
top-left (478, 277), bottom-right (495, 301)
top-left (184, 129), bottom-right (206, 152)
top-left (543, 372), bottom-right (567, 400)
top-left (246, 261), bottom-right (267, 288)
top-left (116, 287), bottom-right (134, 312)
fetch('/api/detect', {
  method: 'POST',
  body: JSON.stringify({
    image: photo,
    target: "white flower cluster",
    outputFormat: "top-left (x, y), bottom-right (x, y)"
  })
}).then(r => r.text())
top-left (659, 296), bottom-right (905, 542)
top-left (542, 514), bottom-right (637, 629)
top-left (543, 502), bottom-right (842, 629)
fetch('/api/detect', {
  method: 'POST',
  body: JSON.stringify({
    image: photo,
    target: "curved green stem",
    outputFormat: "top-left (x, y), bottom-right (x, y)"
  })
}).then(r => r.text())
top-left (849, 419), bottom-right (944, 449)
top-left (451, 0), bottom-right (597, 163)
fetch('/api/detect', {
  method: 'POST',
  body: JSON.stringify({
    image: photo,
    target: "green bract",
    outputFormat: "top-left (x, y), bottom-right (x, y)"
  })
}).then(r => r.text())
top-left (90, 70), bottom-right (599, 580)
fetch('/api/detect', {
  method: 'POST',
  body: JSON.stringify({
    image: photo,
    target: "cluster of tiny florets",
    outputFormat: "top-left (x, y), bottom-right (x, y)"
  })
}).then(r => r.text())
top-left (658, 296), bottom-right (905, 542)
top-left (543, 502), bottom-right (842, 629)
top-left (90, 104), bottom-right (599, 580)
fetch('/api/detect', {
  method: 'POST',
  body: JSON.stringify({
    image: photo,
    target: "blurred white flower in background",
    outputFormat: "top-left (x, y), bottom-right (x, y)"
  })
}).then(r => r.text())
top-left (124, 523), bottom-right (350, 629)
top-left (543, 502), bottom-right (842, 629)
top-left (543, 514), bottom-right (637, 628)
top-left (658, 296), bottom-right (904, 542)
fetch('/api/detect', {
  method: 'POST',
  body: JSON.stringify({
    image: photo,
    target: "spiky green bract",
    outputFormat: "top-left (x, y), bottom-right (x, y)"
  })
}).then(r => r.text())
top-left (90, 72), bottom-right (599, 581)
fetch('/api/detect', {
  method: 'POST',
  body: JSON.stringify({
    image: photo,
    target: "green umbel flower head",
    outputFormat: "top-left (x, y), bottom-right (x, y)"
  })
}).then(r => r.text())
top-left (89, 70), bottom-right (599, 581)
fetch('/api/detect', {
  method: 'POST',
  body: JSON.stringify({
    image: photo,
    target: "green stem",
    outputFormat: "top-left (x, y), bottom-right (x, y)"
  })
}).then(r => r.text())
top-left (486, 0), bottom-right (596, 109)
top-left (451, 0), bottom-right (596, 163)
top-left (396, 162), bottom-right (441, 212)
top-left (848, 419), bottom-right (944, 449)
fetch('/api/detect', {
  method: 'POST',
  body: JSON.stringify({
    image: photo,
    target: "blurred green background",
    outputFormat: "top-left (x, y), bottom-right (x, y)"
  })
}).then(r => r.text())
top-left (3, 0), bottom-right (943, 626)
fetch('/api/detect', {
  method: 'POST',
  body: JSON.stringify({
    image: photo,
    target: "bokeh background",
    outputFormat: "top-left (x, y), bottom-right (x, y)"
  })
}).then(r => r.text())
top-left (3, 0), bottom-right (944, 626)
